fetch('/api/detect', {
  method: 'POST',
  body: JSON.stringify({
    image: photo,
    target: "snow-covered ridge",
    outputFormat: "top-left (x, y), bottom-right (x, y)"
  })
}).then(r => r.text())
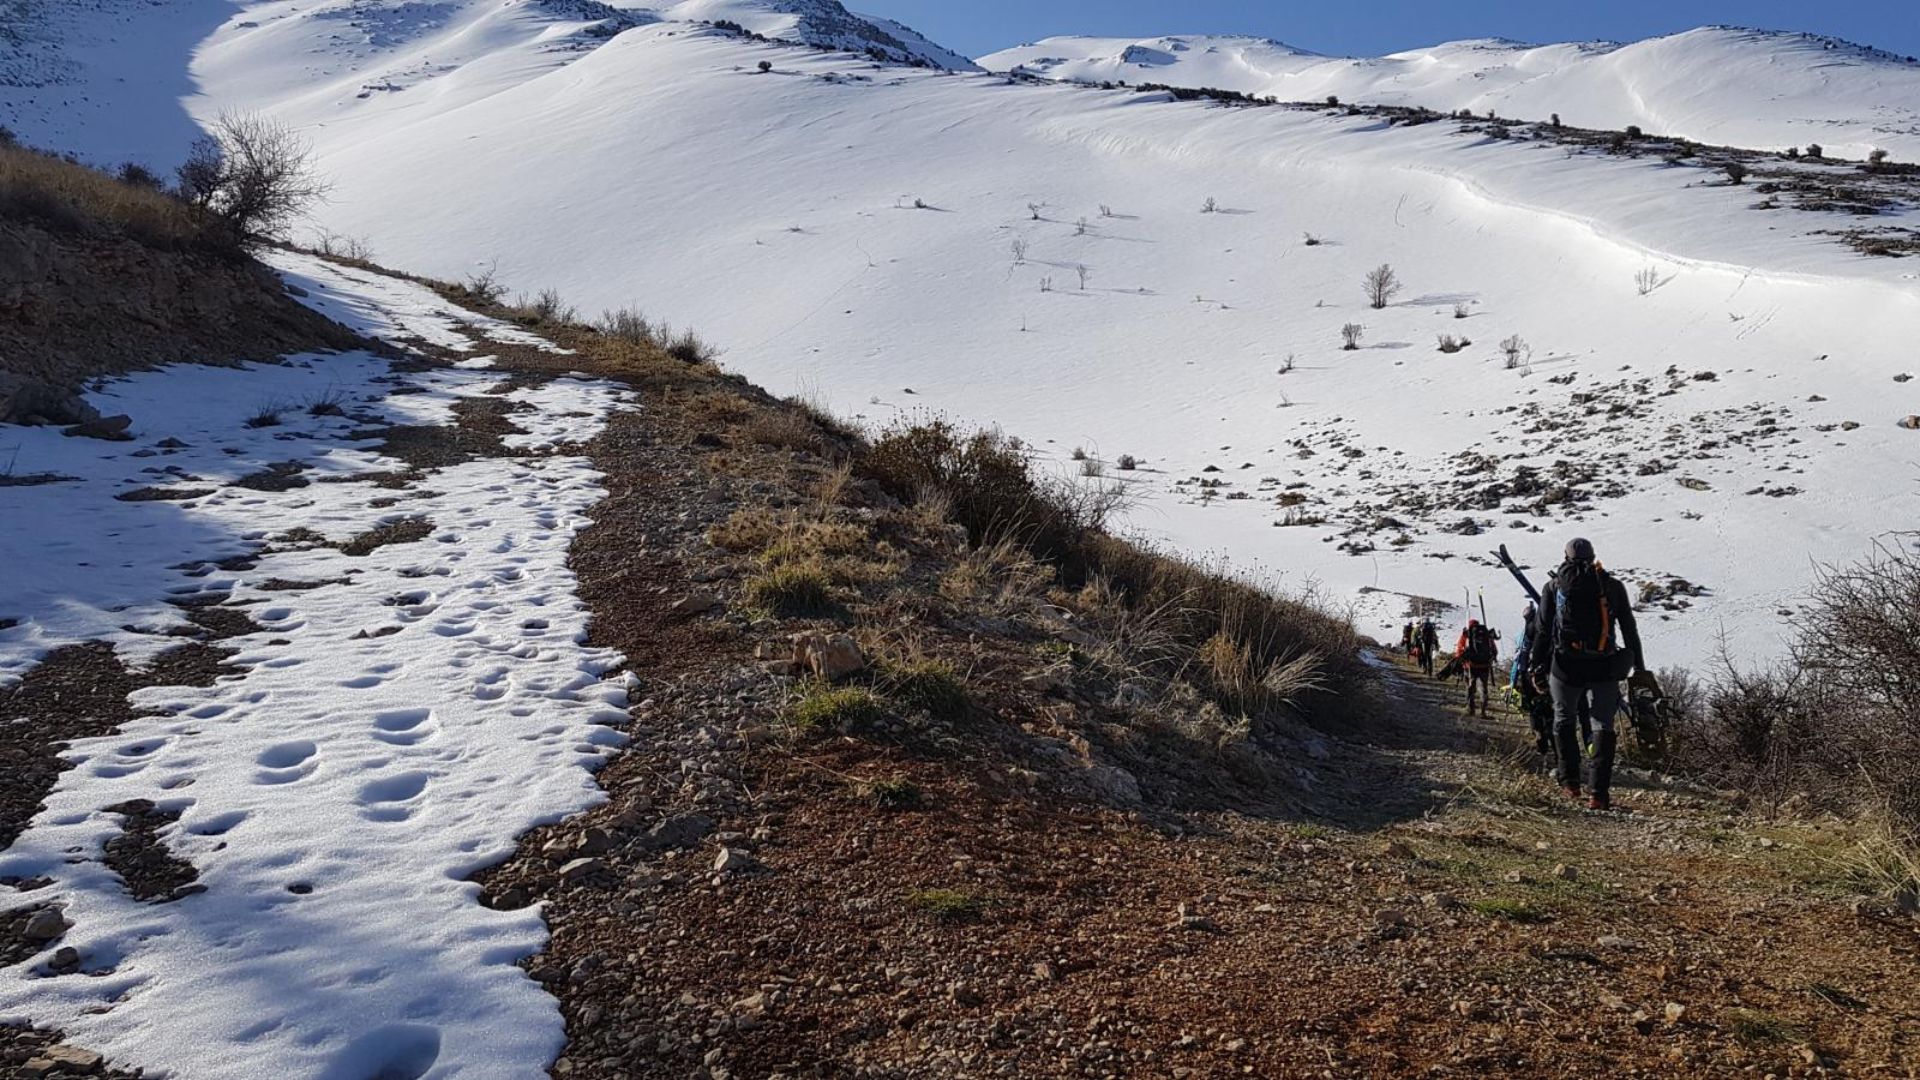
top-left (0, 0), bottom-right (970, 169)
top-left (660, 0), bottom-right (977, 71)
top-left (982, 25), bottom-right (1920, 160)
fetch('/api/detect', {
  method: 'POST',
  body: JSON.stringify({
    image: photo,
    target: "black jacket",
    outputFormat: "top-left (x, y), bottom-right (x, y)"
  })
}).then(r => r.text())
top-left (1528, 564), bottom-right (1645, 684)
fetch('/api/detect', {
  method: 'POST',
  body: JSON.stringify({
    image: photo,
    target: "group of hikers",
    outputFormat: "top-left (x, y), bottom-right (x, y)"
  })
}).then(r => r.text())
top-left (1399, 537), bottom-right (1661, 812)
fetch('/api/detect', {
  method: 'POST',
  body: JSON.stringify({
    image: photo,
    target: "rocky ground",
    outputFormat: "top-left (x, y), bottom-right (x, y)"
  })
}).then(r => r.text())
top-left (442, 294), bottom-right (1917, 1079)
top-left (4, 269), bottom-right (1917, 1078)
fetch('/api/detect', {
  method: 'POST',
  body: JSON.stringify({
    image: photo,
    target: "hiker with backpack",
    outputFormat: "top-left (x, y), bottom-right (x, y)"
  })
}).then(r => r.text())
top-left (1511, 601), bottom-right (1552, 752)
top-left (1527, 538), bottom-right (1657, 811)
top-left (1418, 618), bottom-right (1439, 677)
top-left (1455, 619), bottom-right (1499, 717)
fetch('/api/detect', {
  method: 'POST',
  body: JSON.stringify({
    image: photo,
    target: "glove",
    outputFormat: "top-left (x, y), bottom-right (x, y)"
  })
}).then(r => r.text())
top-left (1530, 669), bottom-right (1549, 694)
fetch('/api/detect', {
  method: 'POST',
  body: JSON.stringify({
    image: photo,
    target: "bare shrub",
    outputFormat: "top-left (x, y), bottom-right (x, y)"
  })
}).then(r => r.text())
top-left (665, 327), bottom-right (716, 364)
top-left (177, 113), bottom-right (328, 242)
top-left (458, 265), bottom-right (504, 307)
top-left (313, 230), bottom-right (374, 263)
top-left (1635, 267), bottom-right (1661, 296)
top-left (1435, 334), bottom-right (1470, 354)
top-left (116, 162), bottom-right (166, 190)
top-left (1340, 322), bottom-right (1363, 350)
top-left (514, 288), bottom-right (576, 326)
top-left (1452, 302), bottom-right (1470, 319)
top-left (1302, 231), bottom-right (1322, 246)
top-left (595, 306), bottom-right (661, 346)
top-left (1075, 264), bottom-right (1091, 291)
top-left (1009, 238), bottom-right (1028, 264)
top-left (1363, 263), bottom-right (1401, 309)
top-left (1200, 196), bottom-right (1218, 214)
top-left (1116, 454), bottom-right (1138, 471)
top-left (1499, 334), bottom-right (1529, 368)
top-left (1806, 144), bottom-right (1823, 159)
top-left (1796, 543), bottom-right (1920, 825)
top-left (1075, 217), bottom-right (1089, 235)
top-left (1723, 161), bottom-right (1750, 185)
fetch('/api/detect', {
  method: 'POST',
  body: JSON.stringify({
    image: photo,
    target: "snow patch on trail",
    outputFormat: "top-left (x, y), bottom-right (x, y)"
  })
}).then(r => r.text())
top-left (0, 255), bottom-right (634, 1079)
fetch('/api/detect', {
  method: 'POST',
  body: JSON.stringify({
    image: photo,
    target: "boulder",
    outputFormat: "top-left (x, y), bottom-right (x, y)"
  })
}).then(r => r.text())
top-left (791, 632), bottom-right (865, 682)
top-left (63, 414), bottom-right (133, 441)
top-left (22, 908), bottom-right (69, 942)
top-left (1082, 764), bottom-right (1141, 807)
top-left (0, 373), bottom-right (98, 427)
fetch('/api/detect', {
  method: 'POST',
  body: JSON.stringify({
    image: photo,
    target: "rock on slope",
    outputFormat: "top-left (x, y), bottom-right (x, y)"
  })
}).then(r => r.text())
top-left (982, 26), bottom-right (1920, 160)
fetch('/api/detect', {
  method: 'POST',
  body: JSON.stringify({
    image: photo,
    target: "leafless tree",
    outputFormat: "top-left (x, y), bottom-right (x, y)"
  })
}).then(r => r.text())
top-left (1075, 263), bottom-right (1091, 291)
top-left (1010, 238), bottom-right (1028, 265)
top-left (1500, 334), bottom-right (1530, 368)
top-left (178, 112), bottom-right (329, 242)
top-left (1363, 263), bottom-right (1401, 309)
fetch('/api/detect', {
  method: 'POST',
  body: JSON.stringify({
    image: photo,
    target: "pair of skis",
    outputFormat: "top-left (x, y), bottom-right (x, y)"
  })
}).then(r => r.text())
top-left (1492, 543), bottom-right (1541, 604)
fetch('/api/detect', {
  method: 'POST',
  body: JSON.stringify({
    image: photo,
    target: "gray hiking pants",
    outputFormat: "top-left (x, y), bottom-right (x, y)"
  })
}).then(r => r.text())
top-left (1550, 675), bottom-right (1620, 737)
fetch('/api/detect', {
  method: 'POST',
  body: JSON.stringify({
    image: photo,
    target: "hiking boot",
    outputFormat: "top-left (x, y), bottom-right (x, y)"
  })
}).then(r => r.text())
top-left (1561, 785), bottom-right (1583, 802)
top-left (1554, 724), bottom-right (1583, 799)
top-left (1534, 733), bottom-right (1552, 754)
top-left (1587, 794), bottom-right (1611, 812)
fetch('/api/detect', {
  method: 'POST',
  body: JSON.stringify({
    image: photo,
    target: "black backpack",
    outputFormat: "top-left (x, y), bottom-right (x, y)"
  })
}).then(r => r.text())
top-left (1552, 561), bottom-right (1616, 656)
top-left (1464, 623), bottom-right (1495, 663)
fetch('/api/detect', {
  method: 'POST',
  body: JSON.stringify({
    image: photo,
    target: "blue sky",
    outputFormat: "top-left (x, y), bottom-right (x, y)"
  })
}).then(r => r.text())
top-left (862, 1), bottom-right (1920, 61)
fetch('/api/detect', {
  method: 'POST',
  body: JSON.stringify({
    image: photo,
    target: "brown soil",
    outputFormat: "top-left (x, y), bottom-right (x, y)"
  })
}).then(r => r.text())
top-left (0, 217), bottom-right (368, 393)
top-left (433, 303), bottom-right (1920, 1080)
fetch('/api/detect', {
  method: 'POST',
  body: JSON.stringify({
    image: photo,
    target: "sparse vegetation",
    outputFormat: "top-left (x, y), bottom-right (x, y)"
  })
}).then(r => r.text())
top-left (1341, 322), bottom-right (1364, 350)
top-left (1635, 266), bottom-right (1661, 296)
top-left (1499, 334), bottom-right (1529, 368)
top-left (1723, 161), bottom-right (1750, 185)
top-left (789, 684), bottom-right (886, 735)
top-left (859, 776), bottom-right (922, 811)
top-left (905, 887), bottom-right (984, 921)
top-left (1116, 454), bottom-right (1138, 471)
top-left (743, 562), bottom-right (836, 618)
top-left (1363, 263), bottom-right (1401, 309)
top-left (1435, 334), bottom-right (1470, 354)
top-left (1200, 196), bottom-right (1218, 214)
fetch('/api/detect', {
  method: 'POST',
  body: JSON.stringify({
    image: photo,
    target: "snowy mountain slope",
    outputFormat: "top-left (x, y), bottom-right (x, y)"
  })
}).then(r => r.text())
top-left (982, 27), bottom-right (1920, 161)
top-left (0, 254), bottom-right (633, 1078)
top-left (142, 20), bottom-right (1911, 669)
top-left (7, 5), bottom-right (1919, 667)
top-left (0, 0), bottom-right (965, 170)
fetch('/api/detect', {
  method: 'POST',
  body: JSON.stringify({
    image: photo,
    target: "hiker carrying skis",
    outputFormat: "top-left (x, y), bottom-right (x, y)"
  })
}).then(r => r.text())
top-left (1455, 619), bottom-right (1498, 717)
top-left (1418, 618), bottom-right (1439, 677)
top-left (1511, 601), bottom-right (1552, 752)
top-left (1527, 538), bottom-right (1657, 811)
